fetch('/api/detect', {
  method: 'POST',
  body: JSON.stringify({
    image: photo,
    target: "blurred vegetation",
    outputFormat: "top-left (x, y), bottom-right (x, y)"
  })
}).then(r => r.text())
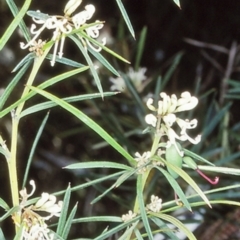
top-left (1, 0), bottom-right (240, 239)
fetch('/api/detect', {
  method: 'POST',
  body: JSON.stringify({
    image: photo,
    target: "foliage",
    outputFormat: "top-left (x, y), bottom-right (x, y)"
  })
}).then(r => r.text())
top-left (0, 0), bottom-right (240, 239)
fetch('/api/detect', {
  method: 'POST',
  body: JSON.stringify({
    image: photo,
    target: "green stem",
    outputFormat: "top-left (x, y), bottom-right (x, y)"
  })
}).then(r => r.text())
top-left (8, 45), bottom-right (52, 232)
top-left (133, 131), bottom-right (161, 212)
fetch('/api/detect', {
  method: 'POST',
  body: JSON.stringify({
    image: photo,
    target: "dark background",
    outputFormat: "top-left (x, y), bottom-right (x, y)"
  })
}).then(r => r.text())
top-left (1, 0), bottom-right (240, 239)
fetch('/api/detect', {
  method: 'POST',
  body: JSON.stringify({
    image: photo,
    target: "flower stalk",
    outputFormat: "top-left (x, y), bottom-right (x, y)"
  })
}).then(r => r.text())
top-left (8, 45), bottom-right (52, 233)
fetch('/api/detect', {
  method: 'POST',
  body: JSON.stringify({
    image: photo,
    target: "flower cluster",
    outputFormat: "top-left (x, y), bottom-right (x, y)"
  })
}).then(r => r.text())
top-left (134, 151), bottom-right (151, 174)
top-left (14, 180), bottom-right (62, 240)
top-left (20, 0), bottom-right (105, 66)
top-left (145, 92), bottom-right (201, 156)
top-left (109, 67), bottom-right (147, 93)
top-left (146, 195), bottom-right (162, 213)
top-left (121, 210), bottom-right (137, 222)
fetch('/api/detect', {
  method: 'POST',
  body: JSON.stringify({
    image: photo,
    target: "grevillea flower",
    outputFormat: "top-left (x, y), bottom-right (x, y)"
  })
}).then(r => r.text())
top-left (20, 0), bottom-right (106, 66)
top-left (145, 92), bottom-right (201, 156)
top-left (109, 67), bottom-right (147, 93)
top-left (134, 151), bottom-right (151, 174)
top-left (146, 195), bottom-right (162, 213)
top-left (14, 180), bottom-right (62, 240)
top-left (121, 210), bottom-right (137, 222)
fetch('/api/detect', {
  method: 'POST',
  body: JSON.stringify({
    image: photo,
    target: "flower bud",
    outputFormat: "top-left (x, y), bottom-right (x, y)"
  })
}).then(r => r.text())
top-left (64, 0), bottom-right (82, 16)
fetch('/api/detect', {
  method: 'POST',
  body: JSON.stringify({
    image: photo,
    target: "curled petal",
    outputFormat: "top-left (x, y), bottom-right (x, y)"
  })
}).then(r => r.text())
top-left (72, 12), bottom-right (87, 28)
top-left (145, 114), bottom-right (157, 127)
top-left (42, 195), bottom-right (57, 209)
top-left (178, 132), bottom-right (201, 145)
top-left (85, 4), bottom-right (96, 19)
top-left (165, 127), bottom-right (184, 156)
top-left (35, 193), bottom-right (50, 208)
top-left (58, 19), bottom-right (73, 34)
top-left (72, 4), bottom-right (95, 28)
top-left (176, 118), bottom-right (198, 134)
top-left (45, 16), bottom-right (58, 29)
top-left (162, 113), bottom-right (176, 127)
top-left (146, 98), bottom-right (157, 112)
top-left (176, 93), bottom-right (198, 112)
top-left (86, 21), bottom-right (104, 38)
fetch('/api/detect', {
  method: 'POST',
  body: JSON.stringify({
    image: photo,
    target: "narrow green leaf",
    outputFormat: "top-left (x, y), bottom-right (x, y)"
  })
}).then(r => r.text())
top-left (115, 169), bottom-right (136, 188)
top-left (157, 167), bottom-right (192, 211)
top-left (0, 228), bottom-right (6, 240)
top-left (22, 112), bottom-right (49, 188)
top-left (0, 59), bottom-right (32, 111)
top-left (57, 184), bottom-right (71, 236)
top-left (91, 182), bottom-right (117, 204)
top-left (0, 0), bottom-right (31, 50)
top-left (154, 213), bottom-right (197, 240)
top-left (65, 161), bottom-right (133, 171)
top-left (161, 158), bottom-right (212, 208)
top-left (115, 0), bottom-right (135, 38)
top-left (20, 92), bottom-right (118, 118)
top-left (183, 149), bottom-right (215, 166)
top-left (27, 86), bottom-right (135, 165)
top-left (46, 54), bottom-right (86, 68)
top-left (0, 206), bottom-right (19, 222)
top-left (75, 30), bottom-right (130, 63)
top-left (6, 0), bottom-right (31, 41)
top-left (162, 52), bottom-right (184, 89)
top-left (133, 228), bottom-right (144, 240)
top-left (62, 203), bottom-right (78, 239)
top-left (88, 47), bottom-right (120, 76)
top-left (0, 66), bottom-right (89, 118)
top-left (137, 175), bottom-right (154, 240)
top-left (12, 53), bottom-right (35, 72)
top-left (69, 35), bottom-right (103, 97)
top-left (135, 26), bottom-right (147, 70)
top-left (197, 165), bottom-right (240, 176)
top-left (151, 217), bottom-right (179, 240)
top-left (0, 198), bottom-right (10, 210)
top-left (94, 217), bottom-right (139, 240)
top-left (202, 102), bottom-right (232, 141)
top-left (118, 221), bottom-right (139, 240)
top-left (72, 216), bottom-right (122, 224)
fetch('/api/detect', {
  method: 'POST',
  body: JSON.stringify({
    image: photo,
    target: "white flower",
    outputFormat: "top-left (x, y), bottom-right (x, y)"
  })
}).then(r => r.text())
top-left (15, 180), bottom-right (62, 240)
top-left (127, 67), bottom-right (147, 92)
top-left (134, 151), bottom-right (151, 174)
top-left (109, 67), bottom-right (148, 93)
top-left (21, 222), bottom-right (54, 240)
top-left (121, 210), bottom-right (137, 222)
top-left (109, 76), bottom-right (126, 91)
top-left (146, 195), bottom-right (162, 213)
top-left (72, 4), bottom-right (95, 28)
top-left (20, 13), bottom-right (73, 66)
top-left (84, 20), bottom-right (106, 52)
top-left (20, 3), bottom-right (105, 66)
top-left (145, 92), bottom-right (201, 156)
top-left (33, 193), bottom-right (63, 219)
top-left (29, 39), bottom-right (46, 56)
